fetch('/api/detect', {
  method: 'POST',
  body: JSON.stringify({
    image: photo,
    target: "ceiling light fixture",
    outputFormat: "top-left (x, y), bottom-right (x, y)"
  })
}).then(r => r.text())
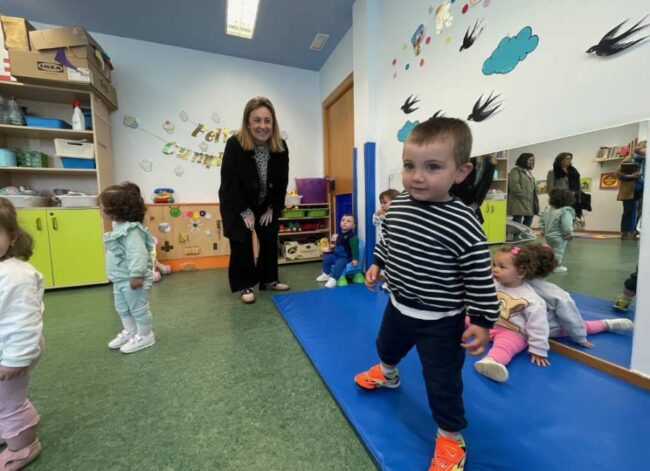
top-left (226, 0), bottom-right (260, 39)
top-left (310, 33), bottom-right (330, 51)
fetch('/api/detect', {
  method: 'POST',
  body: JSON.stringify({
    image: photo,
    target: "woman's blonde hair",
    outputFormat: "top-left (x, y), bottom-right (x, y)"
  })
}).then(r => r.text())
top-left (236, 96), bottom-right (285, 152)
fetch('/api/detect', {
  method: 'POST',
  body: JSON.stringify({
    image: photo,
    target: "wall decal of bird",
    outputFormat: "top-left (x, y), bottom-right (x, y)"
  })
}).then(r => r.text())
top-left (431, 110), bottom-right (445, 119)
top-left (586, 15), bottom-right (649, 56)
top-left (467, 92), bottom-right (502, 122)
top-left (401, 94), bottom-right (420, 114)
top-left (460, 18), bottom-right (485, 52)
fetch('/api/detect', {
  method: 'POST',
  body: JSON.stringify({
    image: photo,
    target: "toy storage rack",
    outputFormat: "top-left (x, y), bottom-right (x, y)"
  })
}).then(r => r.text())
top-left (278, 202), bottom-right (331, 265)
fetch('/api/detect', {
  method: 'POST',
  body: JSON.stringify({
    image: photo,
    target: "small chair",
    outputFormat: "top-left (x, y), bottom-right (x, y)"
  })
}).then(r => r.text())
top-left (337, 239), bottom-right (365, 286)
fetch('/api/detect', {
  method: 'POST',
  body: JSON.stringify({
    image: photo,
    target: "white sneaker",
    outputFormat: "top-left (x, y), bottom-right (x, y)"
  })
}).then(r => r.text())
top-left (604, 318), bottom-right (634, 332)
top-left (316, 273), bottom-right (330, 282)
top-left (553, 266), bottom-right (568, 273)
top-left (474, 357), bottom-right (509, 382)
top-left (120, 332), bottom-right (156, 354)
top-left (324, 277), bottom-right (337, 288)
top-left (108, 329), bottom-right (134, 349)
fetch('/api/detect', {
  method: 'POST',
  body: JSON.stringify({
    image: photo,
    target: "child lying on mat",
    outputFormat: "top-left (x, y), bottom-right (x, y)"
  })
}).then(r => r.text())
top-left (474, 244), bottom-right (634, 383)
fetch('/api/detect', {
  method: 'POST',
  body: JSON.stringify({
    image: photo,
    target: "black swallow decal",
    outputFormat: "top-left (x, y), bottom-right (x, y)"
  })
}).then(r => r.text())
top-left (460, 18), bottom-right (485, 52)
top-left (401, 94), bottom-right (420, 114)
top-left (431, 110), bottom-right (445, 119)
top-left (586, 15), bottom-right (649, 56)
top-left (467, 92), bottom-right (502, 122)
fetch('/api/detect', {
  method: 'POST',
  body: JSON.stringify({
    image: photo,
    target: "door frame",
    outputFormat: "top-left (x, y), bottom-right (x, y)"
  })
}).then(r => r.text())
top-left (322, 72), bottom-right (354, 230)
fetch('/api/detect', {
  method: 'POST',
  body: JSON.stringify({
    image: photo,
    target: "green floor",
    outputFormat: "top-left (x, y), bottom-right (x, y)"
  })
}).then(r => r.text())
top-left (27, 238), bottom-right (638, 470)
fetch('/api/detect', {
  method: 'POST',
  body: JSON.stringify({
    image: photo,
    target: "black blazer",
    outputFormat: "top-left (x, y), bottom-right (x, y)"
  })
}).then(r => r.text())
top-left (218, 136), bottom-right (289, 242)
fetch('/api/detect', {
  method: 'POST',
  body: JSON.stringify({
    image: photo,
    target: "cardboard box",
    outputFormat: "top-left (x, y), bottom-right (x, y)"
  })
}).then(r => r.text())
top-left (0, 16), bottom-right (35, 51)
top-left (30, 26), bottom-right (103, 54)
top-left (29, 27), bottom-right (112, 81)
top-left (283, 241), bottom-right (321, 261)
top-left (8, 49), bottom-right (117, 109)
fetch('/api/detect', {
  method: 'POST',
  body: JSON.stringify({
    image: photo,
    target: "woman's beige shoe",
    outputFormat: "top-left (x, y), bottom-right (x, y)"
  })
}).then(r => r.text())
top-left (261, 281), bottom-right (290, 291)
top-left (240, 289), bottom-right (255, 304)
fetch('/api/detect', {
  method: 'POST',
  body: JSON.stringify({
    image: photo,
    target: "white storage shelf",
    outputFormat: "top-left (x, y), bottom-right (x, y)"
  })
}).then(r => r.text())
top-left (0, 81), bottom-right (113, 212)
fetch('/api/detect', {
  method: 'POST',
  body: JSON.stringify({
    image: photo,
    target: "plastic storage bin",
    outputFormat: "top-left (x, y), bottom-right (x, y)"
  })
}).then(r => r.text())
top-left (54, 194), bottom-right (98, 207)
top-left (3, 195), bottom-right (50, 208)
top-left (280, 209), bottom-right (306, 218)
top-left (15, 149), bottom-right (48, 168)
top-left (0, 149), bottom-right (17, 167)
top-left (25, 116), bottom-right (72, 129)
top-left (295, 178), bottom-right (328, 203)
top-left (54, 139), bottom-right (94, 158)
top-left (306, 208), bottom-right (329, 217)
top-left (61, 157), bottom-right (96, 169)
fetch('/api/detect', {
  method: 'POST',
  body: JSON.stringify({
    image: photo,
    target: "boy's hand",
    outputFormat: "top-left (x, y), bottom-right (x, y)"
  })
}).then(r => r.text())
top-left (0, 365), bottom-right (28, 381)
top-left (365, 264), bottom-right (380, 291)
top-left (130, 277), bottom-right (144, 289)
top-left (461, 324), bottom-right (489, 356)
top-left (530, 353), bottom-right (550, 366)
top-left (351, 260), bottom-right (358, 267)
top-left (563, 234), bottom-right (572, 240)
top-left (374, 208), bottom-right (384, 216)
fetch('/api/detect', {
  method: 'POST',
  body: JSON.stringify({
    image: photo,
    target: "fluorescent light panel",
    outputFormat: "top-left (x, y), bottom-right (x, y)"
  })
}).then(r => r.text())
top-left (226, 0), bottom-right (260, 39)
top-left (310, 33), bottom-right (330, 51)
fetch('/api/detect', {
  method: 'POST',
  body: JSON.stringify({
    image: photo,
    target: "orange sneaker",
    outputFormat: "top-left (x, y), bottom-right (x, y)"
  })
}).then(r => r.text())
top-left (354, 364), bottom-right (400, 389)
top-left (429, 436), bottom-right (466, 471)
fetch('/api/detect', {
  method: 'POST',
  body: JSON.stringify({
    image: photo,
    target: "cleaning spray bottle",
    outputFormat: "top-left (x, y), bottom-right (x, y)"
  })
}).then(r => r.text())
top-left (71, 100), bottom-right (85, 130)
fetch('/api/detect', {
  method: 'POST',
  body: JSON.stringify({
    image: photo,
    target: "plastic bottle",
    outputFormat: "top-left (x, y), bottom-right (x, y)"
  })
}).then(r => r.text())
top-left (71, 99), bottom-right (85, 130)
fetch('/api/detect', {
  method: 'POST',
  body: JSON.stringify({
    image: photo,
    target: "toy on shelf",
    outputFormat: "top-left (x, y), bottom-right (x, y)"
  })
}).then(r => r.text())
top-left (153, 188), bottom-right (175, 203)
top-left (151, 236), bottom-right (172, 282)
top-left (284, 188), bottom-right (302, 207)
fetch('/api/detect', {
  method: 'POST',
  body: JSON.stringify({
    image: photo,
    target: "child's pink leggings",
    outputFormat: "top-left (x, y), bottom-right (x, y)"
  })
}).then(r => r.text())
top-left (484, 320), bottom-right (607, 365)
top-left (0, 345), bottom-right (42, 440)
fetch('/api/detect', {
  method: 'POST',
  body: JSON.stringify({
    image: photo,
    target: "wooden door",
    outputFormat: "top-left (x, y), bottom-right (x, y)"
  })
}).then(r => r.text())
top-left (323, 73), bottom-right (354, 226)
top-left (17, 209), bottom-right (54, 287)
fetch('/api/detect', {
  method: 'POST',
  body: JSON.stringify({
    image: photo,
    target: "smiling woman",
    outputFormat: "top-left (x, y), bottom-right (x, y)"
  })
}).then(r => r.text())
top-left (218, 97), bottom-right (290, 304)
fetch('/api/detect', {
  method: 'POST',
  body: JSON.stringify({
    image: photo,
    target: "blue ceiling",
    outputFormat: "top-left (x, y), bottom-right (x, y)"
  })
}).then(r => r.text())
top-left (1, 0), bottom-right (354, 71)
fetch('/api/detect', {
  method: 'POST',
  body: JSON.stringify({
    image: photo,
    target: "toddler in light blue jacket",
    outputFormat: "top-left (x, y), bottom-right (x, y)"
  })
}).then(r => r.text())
top-left (100, 182), bottom-right (155, 354)
top-left (540, 188), bottom-right (575, 273)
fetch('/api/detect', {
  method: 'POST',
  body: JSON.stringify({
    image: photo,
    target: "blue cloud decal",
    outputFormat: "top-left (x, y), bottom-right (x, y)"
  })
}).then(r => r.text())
top-left (482, 26), bottom-right (539, 75)
top-left (397, 120), bottom-right (419, 142)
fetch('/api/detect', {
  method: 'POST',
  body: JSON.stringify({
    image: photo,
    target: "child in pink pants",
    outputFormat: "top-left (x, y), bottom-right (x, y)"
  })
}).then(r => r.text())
top-left (0, 198), bottom-right (44, 469)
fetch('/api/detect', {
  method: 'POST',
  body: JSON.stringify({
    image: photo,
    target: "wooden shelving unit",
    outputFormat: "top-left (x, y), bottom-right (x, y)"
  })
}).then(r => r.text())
top-left (278, 202), bottom-right (331, 265)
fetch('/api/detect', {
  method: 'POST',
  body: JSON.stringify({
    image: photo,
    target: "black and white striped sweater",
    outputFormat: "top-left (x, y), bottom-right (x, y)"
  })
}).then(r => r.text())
top-left (374, 193), bottom-right (499, 327)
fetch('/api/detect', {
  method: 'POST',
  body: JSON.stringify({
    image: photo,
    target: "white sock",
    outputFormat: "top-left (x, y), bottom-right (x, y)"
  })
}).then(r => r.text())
top-left (380, 363), bottom-right (396, 377)
top-left (120, 316), bottom-right (137, 333)
top-left (136, 323), bottom-right (153, 337)
top-left (438, 428), bottom-right (463, 441)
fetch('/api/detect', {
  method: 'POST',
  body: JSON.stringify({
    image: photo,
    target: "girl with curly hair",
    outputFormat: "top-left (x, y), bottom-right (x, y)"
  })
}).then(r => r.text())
top-left (99, 182), bottom-right (156, 354)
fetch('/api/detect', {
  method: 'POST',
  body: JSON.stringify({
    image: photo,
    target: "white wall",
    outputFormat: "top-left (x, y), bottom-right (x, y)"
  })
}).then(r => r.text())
top-left (87, 32), bottom-right (323, 202)
top-left (510, 123), bottom-right (641, 232)
top-left (370, 0), bottom-right (650, 193)
top-left (319, 28), bottom-right (353, 101)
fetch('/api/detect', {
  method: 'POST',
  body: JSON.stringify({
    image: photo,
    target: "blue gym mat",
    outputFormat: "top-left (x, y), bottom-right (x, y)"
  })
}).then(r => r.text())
top-left (273, 285), bottom-right (649, 471)
top-left (551, 292), bottom-right (633, 368)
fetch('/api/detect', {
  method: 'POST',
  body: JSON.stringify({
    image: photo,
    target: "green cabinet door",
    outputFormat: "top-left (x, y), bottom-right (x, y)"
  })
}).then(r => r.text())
top-left (17, 209), bottom-right (54, 288)
top-left (488, 200), bottom-right (506, 243)
top-left (47, 209), bottom-right (107, 286)
top-left (480, 200), bottom-right (507, 244)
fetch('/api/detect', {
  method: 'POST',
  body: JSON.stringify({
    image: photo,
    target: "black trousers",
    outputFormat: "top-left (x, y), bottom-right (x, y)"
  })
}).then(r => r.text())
top-left (227, 207), bottom-right (280, 292)
top-left (376, 301), bottom-right (467, 432)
